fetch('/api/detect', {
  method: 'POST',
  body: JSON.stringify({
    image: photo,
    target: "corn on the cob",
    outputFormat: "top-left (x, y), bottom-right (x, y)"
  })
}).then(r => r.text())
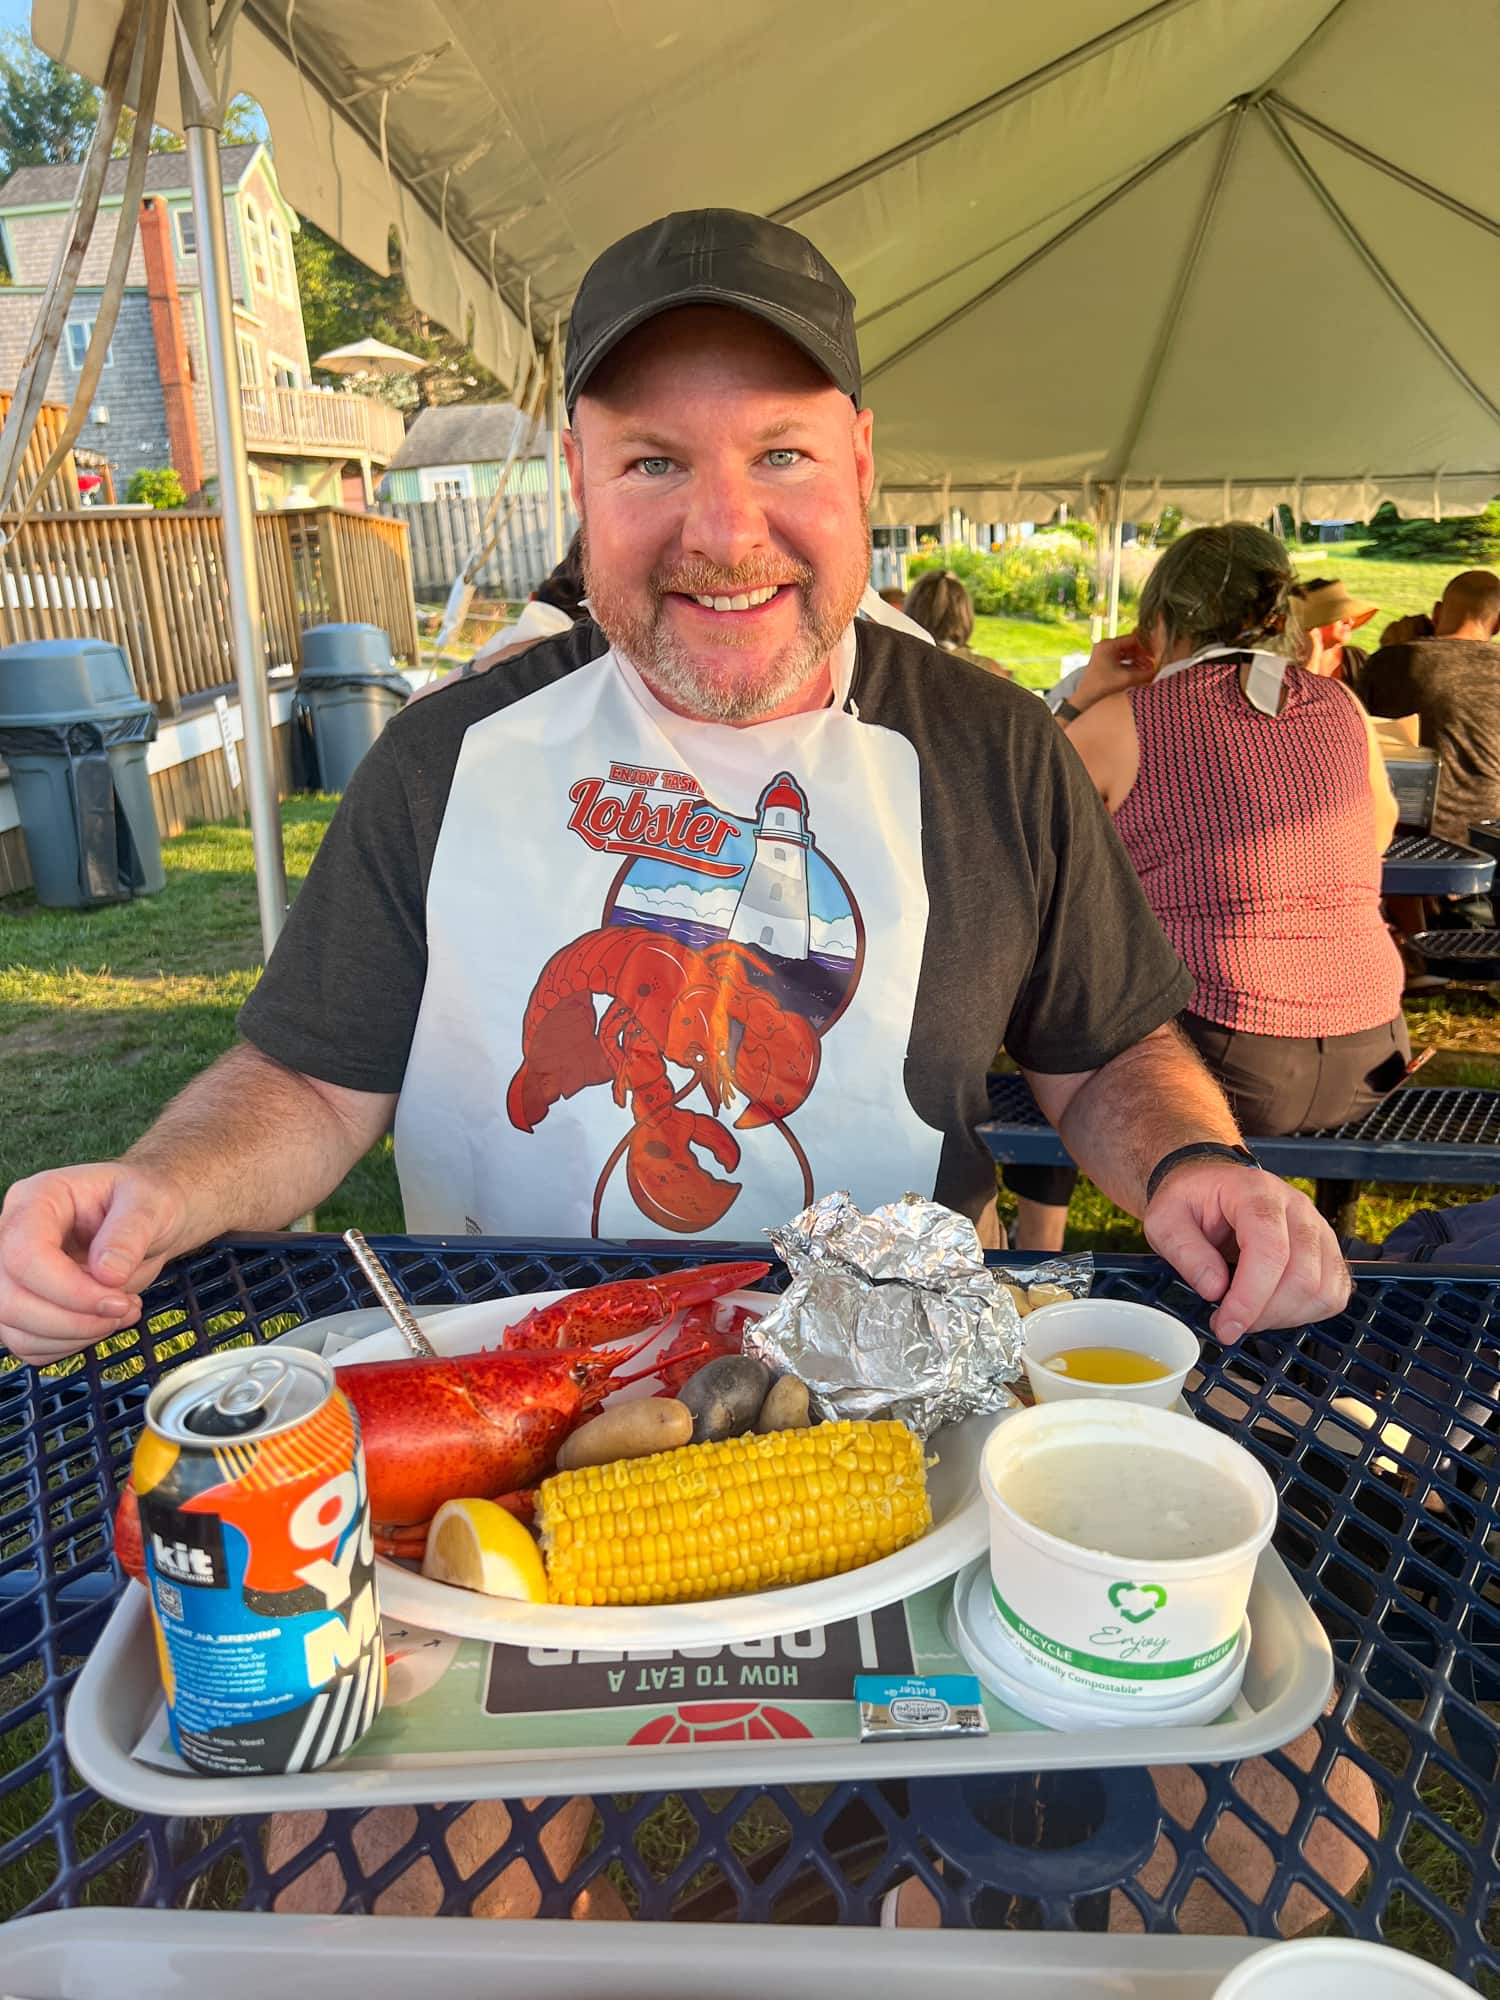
top-left (537, 1418), bottom-right (930, 1606)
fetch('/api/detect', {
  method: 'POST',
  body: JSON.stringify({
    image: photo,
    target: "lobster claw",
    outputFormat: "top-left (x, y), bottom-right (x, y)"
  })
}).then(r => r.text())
top-left (649, 1259), bottom-right (771, 1305)
top-left (627, 1108), bottom-right (742, 1234)
top-left (733, 1007), bottom-right (822, 1130)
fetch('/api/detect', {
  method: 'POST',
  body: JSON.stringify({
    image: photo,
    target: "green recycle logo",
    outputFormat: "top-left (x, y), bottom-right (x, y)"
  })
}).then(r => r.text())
top-left (1108, 1581), bottom-right (1168, 1624)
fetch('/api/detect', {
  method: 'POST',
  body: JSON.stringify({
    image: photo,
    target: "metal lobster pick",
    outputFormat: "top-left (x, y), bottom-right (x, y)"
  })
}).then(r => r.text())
top-left (342, 1228), bottom-right (438, 1360)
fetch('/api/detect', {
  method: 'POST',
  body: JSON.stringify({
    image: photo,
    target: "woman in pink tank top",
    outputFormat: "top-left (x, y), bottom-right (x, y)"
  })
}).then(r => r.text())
top-left (1007, 524), bottom-right (1406, 1251)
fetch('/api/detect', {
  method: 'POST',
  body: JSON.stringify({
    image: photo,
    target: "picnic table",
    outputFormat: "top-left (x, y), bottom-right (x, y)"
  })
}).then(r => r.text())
top-left (1381, 833), bottom-right (1495, 898)
top-left (982, 1073), bottom-right (1500, 1236)
top-left (3, 1235), bottom-right (1499, 1985)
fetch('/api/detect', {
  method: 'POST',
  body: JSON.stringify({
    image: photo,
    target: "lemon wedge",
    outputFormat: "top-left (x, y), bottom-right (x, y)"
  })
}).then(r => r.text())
top-left (421, 1498), bottom-right (549, 1602)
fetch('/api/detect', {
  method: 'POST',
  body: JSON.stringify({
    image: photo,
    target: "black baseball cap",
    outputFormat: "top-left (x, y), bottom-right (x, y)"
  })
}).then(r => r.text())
top-left (565, 208), bottom-right (860, 414)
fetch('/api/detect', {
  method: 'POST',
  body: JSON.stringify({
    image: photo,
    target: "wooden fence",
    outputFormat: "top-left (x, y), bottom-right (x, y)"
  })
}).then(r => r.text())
top-left (0, 390), bottom-right (88, 515)
top-left (0, 506), bottom-right (419, 715)
top-left (379, 489), bottom-right (577, 600)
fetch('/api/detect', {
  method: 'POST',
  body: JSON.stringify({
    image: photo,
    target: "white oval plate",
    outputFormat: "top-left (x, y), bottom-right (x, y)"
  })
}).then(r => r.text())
top-left (318, 1287), bottom-right (994, 1650)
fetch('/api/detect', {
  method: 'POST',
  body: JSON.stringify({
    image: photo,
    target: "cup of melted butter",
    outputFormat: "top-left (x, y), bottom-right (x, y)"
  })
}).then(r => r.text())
top-left (1020, 1300), bottom-right (1198, 1409)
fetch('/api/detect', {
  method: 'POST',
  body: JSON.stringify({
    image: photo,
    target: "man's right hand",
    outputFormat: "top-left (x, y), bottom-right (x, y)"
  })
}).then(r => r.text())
top-left (0, 1163), bottom-right (189, 1364)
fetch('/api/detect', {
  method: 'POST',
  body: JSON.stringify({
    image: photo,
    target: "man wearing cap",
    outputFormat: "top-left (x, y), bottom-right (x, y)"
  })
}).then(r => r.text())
top-left (1290, 576), bottom-right (1379, 687)
top-left (0, 211), bottom-right (1351, 1365)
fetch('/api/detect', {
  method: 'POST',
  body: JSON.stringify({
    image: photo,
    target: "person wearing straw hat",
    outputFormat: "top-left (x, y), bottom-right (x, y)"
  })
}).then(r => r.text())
top-left (1289, 576), bottom-right (1379, 688)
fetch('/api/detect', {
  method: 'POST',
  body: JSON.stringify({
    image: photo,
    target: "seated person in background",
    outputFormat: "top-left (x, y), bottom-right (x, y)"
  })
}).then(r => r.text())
top-left (902, 568), bottom-right (1011, 677)
top-left (1289, 576), bottom-right (1379, 688)
top-left (1362, 574), bottom-right (1500, 913)
top-left (1008, 524), bottom-right (1406, 1251)
top-left (412, 535), bottom-right (589, 703)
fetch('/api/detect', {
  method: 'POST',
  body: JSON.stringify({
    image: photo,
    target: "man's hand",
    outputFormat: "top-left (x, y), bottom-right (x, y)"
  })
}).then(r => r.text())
top-left (1143, 1160), bottom-right (1350, 1342)
top-left (0, 1162), bottom-right (190, 1365)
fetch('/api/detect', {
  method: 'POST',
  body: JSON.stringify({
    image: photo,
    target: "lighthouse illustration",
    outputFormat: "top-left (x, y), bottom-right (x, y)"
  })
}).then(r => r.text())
top-left (727, 771), bottom-right (811, 960)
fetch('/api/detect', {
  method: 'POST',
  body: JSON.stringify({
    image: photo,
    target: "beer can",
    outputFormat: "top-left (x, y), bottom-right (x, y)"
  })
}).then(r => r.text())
top-left (134, 1347), bottom-right (384, 1776)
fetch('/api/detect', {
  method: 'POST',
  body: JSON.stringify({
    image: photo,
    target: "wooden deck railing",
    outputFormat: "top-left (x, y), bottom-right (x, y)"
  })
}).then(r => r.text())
top-left (240, 385), bottom-right (406, 462)
top-left (0, 505), bottom-right (418, 715)
top-left (0, 390), bottom-right (88, 513)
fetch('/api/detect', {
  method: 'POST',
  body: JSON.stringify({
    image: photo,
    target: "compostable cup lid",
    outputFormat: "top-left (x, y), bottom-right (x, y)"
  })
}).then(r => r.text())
top-left (1213, 1938), bottom-right (1475, 1997)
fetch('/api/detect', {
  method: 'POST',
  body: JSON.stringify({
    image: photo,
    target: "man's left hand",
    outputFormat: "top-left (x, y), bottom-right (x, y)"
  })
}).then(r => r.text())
top-left (1142, 1161), bottom-right (1350, 1341)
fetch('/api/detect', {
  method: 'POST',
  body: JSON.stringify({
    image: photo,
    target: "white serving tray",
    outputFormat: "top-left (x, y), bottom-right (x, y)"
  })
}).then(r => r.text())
top-left (288, 1288), bottom-right (993, 1649)
top-left (2, 1910), bottom-right (1263, 1999)
top-left (65, 1540), bottom-right (1332, 1815)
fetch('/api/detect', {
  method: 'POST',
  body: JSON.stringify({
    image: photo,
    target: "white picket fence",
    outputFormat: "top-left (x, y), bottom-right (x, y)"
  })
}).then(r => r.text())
top-left (378, 490), bottom-right (578, 601)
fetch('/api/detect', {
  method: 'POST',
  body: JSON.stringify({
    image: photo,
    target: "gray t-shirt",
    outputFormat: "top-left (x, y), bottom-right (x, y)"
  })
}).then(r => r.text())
top-left (1362, 637), bottom-right (1500, 844)
top-left (240, 619), bottom-right (1190, 1226)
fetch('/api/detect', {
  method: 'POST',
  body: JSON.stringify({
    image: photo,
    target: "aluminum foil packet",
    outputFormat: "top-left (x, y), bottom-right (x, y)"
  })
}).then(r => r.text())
top-left (744, 1191), bottom-right (1091, 1438)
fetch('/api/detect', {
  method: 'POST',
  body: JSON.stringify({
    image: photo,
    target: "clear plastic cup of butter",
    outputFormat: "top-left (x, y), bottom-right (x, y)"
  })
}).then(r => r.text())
top-left (1020, 1297), bottom-right (1199, 1409)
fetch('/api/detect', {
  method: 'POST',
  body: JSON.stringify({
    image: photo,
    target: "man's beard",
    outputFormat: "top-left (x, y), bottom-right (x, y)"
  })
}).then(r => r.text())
top-left (580, 519), bottom-right (870, 722)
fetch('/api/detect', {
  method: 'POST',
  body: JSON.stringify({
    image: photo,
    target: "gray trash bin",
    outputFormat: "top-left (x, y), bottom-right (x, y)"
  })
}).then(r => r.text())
top-left (296, 623), bottom-right (410, 794)
top-left (0, 638), bottom-right (164, 909)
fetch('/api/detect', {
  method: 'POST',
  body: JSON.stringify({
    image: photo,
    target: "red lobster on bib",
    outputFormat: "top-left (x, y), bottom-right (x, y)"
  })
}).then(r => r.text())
top-left (506, 925), bottom-right (820, 1232)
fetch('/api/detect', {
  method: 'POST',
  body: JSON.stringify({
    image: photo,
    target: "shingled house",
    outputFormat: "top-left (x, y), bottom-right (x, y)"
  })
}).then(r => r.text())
top-left (0, 143), bottom-right (403, 507)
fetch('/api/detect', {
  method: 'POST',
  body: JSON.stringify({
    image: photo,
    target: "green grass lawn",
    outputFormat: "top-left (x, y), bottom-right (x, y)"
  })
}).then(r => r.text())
top-left (969, 612), bottom-right (1088, 691)
top-left (0, 798), bottom-right (404, 1231)
top-left (1282, 541), bottom-right (1467, 632)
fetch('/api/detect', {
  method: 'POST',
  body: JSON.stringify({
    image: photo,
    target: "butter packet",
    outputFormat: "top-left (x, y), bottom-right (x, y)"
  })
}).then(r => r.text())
top-left (855, 1673), bottom-right (989, 1742)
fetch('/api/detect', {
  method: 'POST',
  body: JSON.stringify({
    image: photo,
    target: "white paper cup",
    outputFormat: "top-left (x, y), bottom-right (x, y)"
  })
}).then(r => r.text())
top-left (1021, 1298), bottom-right (1198, 1409)
top-left (980, 1401), bottom-right (1276, 1704)
top-left (1214, 1939), bottom-right (1473, 1997)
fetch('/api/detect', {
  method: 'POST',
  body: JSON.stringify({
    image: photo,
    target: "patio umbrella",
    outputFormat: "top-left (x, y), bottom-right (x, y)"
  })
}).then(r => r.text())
top-left (313, 337), bottom-right (426, 378)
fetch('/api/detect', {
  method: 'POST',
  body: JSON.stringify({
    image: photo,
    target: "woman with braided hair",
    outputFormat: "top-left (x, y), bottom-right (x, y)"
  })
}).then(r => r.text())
top-left (1006, 523), bottom-right (1407, 1251)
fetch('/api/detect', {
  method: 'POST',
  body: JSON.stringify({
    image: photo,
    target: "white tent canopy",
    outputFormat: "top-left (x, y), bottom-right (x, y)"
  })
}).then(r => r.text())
top-left (34, 0), bottom-right (1500, 525)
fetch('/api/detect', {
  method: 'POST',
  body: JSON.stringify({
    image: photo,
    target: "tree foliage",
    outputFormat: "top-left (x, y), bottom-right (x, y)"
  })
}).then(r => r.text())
top-left (0, 33), bottom-right (99, 174)
top-left (293, 215), bottom-right (510, 411)
top-left (0, 33), bottom-right (263, 174)
top-left (1364, 499), bottom-right (1500, 563)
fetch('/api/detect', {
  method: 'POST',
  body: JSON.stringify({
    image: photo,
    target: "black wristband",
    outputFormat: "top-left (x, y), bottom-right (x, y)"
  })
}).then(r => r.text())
top-left (1055, 697), bottom-right (1082, 721)
top-left (1145, 1142), bottom-right (1260, 1205)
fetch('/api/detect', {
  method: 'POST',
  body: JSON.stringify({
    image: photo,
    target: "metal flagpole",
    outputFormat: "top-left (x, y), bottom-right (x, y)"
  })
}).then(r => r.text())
top-left (177, 0), bottom-right (288, 955)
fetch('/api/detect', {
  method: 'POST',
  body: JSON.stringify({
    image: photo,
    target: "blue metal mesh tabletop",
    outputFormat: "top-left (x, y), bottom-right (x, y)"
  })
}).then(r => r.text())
top-left (3, 1237), bottom-right (1500, 1983)
top-left (983, 1074), bottom-right (1500, 1183)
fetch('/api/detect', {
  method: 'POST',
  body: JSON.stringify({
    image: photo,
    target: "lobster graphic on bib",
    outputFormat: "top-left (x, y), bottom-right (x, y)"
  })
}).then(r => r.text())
top-left (507, 769), bottom-right (864, 1234)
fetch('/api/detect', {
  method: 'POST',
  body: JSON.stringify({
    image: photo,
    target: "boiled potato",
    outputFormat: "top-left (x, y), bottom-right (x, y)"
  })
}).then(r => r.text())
top-left (556, 1397), bottom-right (693, 1471)
top-left (679, 1356), bottom-right (772, 1443)
top-left (755, 1374), bottom-right (811, 1433)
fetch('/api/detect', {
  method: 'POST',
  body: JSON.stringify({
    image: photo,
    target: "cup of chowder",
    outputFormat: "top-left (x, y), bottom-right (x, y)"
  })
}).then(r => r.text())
top-left (980, 1400), bottom-right (1277, 1706)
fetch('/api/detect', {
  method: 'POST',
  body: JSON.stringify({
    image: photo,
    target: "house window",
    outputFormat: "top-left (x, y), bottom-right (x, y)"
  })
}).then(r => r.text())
top-left (65, 319), bottom-right (113, 371)
top-left (418, 465), bottom-right (474, 501)
top-left (236, 334), bottom-right (262, 387)
top-left (267, 214), bottom-right (293, 301)
top-left (243, 200), bottom-right (269, 295)
top-left (773, 846), bottom-right (787, 861)
top-left (269, 357), bottom-right (301, 390)
top-left (769, 883), bottom-right (784, 904)
top-left (175, 207), bottom-right (197, 258)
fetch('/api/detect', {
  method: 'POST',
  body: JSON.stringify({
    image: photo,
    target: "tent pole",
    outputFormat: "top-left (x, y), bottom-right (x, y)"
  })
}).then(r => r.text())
top-left (1107, 492), bottom-right (1124, 638)
top-left (546, 342), bottom-right (565, 566)
top-left (177, 0), bottom-right (286, 955)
